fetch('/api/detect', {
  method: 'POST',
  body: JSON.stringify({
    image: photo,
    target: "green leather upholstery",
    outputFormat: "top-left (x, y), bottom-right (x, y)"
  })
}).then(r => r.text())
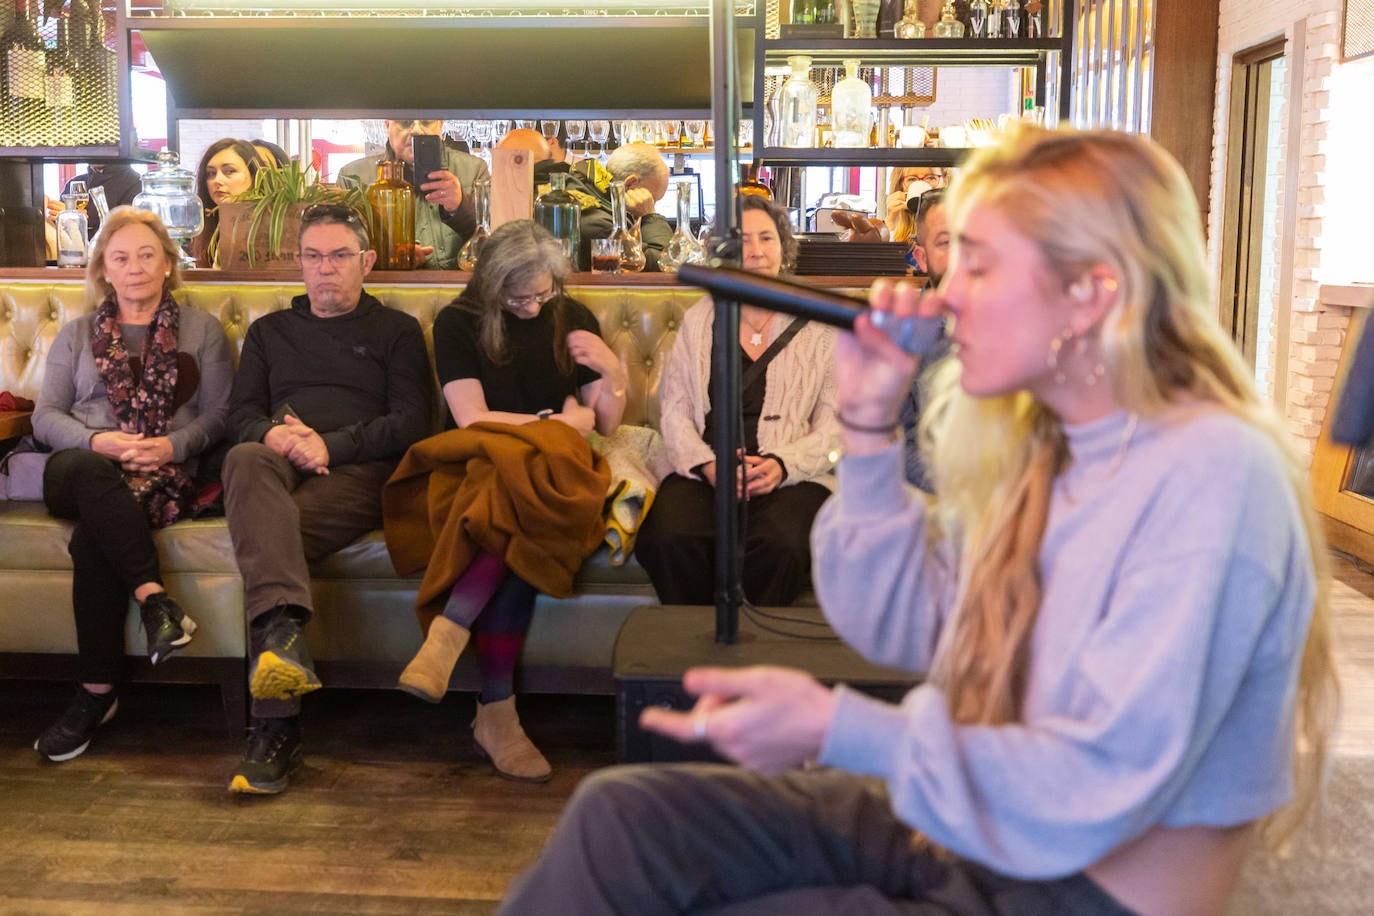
top-left (0, 278), bottom-right (696, 711)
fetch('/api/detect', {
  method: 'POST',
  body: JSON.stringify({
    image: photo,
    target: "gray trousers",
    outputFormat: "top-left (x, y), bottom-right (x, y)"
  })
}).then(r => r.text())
top-left (222, 443), bottom-right (393, 717)
top-left (499, 764), bottom-right (1136, 916)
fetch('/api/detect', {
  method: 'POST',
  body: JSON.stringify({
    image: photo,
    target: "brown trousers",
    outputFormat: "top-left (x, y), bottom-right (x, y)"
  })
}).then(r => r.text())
top-left (222, 443), bottom-right (394, 717)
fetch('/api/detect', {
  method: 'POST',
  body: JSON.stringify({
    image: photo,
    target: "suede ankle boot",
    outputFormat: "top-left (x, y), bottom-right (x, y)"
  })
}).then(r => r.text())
top-left (398, 616), bottom-right (470, 703)
top-left (472, 696), bottom-right (551, 783)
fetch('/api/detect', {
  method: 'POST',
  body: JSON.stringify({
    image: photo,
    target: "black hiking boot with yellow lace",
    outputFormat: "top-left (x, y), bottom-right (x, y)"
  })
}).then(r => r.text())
top-left (228, 715), bottom-right (302, 794)
top-left (248, 608), bottom-right (321, 701)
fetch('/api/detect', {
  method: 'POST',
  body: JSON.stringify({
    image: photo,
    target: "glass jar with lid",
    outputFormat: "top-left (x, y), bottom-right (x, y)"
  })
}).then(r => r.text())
top-left (131, 151), bottom-right (204, 266)
top-left (895, 0), bottom-right (926, 38)
top-left (778, 55), bottom-right (819, 148)
top-left (932, 0), bottom-right (966, 37)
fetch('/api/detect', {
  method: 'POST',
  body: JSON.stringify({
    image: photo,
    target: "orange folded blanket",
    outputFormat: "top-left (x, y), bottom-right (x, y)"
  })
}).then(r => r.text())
top-left (382, 421), bottom-right (611, 627)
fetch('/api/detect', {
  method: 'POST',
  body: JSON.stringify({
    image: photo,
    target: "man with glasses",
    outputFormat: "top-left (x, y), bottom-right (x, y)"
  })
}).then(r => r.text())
top-left (221, 204), bottom-right (432, 794)
top-left (340, 119), bottom-right (490, 270)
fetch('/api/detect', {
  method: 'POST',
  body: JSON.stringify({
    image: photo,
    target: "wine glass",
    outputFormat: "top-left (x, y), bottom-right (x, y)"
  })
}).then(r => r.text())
top-left (565, 120), bottom-right (586, 143)
top-left (685, 119), bottom-right (707, 148)
top-left (659, 120), bottom-right (682, 148)
top-left (516, 119), bottom-right (538, 130)
top-left (493, 119), bottom-right (512, 141)
top-left (540, 119), bottom-right (561, 141)
top-left (470, 120), bottom-right (493, 164)
top-left (738, 119), bottom-right (754, 149)
top-left (637, 119), bottom-right (656, 146)
top-left (613, 119), bottom-right (634, 144)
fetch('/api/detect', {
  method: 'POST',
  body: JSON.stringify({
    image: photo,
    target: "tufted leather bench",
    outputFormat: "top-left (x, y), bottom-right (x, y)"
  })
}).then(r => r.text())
top-left (0, 274), bottom-right (701, 734)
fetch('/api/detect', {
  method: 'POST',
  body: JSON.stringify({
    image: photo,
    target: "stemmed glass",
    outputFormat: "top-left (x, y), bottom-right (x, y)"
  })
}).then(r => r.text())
top-left (588, 120), bottom-right (611, 163)
top-left (445, 119), bottom-right (472, 151)
top-left (492, 119), bottom-right (512, 142)
top-left (637, 119), bottom-right (656, 147)
top-left (614, 119), bottom-right (635, 145)
top-left (684, 119), bottom-right (707, 149)
top-left (469, 120), bottom-right (493, 164)
top-left (564, 119), bottom-right (586, 161)
top-left (659, 120), bottom-right (682, 148)
top-left (515, 119), bottom-right (538, 130)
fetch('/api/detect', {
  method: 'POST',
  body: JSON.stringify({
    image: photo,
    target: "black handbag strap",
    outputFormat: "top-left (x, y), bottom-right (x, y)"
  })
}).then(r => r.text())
top-left (742, 318), bottom-right (806, 390)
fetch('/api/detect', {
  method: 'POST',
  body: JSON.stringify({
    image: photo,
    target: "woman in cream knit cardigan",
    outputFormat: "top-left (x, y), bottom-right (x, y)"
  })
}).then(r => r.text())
top-left (635, 196), bottom-right (839, 606)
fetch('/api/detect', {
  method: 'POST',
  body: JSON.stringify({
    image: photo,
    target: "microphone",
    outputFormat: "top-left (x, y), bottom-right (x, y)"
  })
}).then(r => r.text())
top-left (676, 264), bottom-right (943, 357)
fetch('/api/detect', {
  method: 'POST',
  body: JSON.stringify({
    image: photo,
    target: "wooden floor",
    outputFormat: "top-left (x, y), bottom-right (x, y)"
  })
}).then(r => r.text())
top-left (2, 552), bottom-right (1373, 915)
top-left (0, 689), bottom-right (616, 914)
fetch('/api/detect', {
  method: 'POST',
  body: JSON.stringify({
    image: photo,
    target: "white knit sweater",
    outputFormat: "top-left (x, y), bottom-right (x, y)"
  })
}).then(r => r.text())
top-left (658, 296), bottom-right (839, 489)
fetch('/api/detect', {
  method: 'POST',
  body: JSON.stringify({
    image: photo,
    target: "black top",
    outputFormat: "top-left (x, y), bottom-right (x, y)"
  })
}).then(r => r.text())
top-left (433, 294), bottom-right (603, 425)
top-left (703, 351), bottom-right (766, 456)
top-left (228, 291), bottom-right (433, 465)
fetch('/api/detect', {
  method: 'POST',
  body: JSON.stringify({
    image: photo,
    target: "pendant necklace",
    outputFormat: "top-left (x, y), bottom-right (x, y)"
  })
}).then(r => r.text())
top-left (742, 313), bottom-right (772, 347)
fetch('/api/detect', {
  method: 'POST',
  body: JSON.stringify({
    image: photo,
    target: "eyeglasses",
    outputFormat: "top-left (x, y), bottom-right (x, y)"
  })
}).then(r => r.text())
top-left (392, 119), bottom-right (442, 132)
top-left (301, 203), bottom-right (362, 225)
top-left (504, 287), bottom-right (558, 309)
top-left (297, 249), bottom-right (365, 269)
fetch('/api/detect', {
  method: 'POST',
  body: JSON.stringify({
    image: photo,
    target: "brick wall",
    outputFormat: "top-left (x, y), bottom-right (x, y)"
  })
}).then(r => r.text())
top-left (1208, 0), bottom-right (1347, 463)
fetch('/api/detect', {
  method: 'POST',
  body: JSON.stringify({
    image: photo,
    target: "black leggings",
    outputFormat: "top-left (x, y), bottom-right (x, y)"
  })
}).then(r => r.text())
top-left (43, 448), bottom-right (163, 684)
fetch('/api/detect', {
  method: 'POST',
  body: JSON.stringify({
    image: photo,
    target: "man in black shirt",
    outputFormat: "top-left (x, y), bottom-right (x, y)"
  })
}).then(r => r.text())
top-left (222, 204), bottom-right (431, 795)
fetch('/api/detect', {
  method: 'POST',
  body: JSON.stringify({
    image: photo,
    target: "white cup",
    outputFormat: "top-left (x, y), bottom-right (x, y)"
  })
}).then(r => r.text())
top-left (940, 125), bottom-right (967, 148)
top-left (898, 125), bottom-right (927, 148)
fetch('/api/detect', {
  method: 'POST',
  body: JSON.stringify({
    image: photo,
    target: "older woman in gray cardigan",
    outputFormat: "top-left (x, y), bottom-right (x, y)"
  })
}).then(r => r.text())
top-left (634, 196), bottom-right (839, 606)
top-left (31, 207), bottom-right (232, 763)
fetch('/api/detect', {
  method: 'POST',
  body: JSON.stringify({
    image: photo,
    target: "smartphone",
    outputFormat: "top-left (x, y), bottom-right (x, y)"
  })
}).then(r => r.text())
top-left (411, 134), bottom-right (443, 192)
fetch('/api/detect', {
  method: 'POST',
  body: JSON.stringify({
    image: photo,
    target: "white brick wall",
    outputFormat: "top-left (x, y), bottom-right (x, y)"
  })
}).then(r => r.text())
top-left (1209, 0), bottom-right (1348, 463)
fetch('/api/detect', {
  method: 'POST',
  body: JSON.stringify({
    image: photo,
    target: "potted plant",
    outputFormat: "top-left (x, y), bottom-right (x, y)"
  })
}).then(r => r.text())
top-left (214, 160), bottom-right (370, 269)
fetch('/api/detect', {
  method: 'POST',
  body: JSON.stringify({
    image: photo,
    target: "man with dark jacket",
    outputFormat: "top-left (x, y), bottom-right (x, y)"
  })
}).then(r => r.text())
top-left (571, 143), bottom-right (673, 271)
top-left (222, 204), bottom-right (431, 795)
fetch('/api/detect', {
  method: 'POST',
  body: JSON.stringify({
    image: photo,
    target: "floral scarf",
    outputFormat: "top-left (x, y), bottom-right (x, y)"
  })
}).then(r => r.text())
top-left (91, 290), bottom-right (195, 529)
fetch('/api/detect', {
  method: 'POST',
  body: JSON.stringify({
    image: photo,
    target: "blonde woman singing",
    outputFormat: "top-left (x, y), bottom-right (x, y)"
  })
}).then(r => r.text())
top-left (499, 126), bottom-right (1339, 916)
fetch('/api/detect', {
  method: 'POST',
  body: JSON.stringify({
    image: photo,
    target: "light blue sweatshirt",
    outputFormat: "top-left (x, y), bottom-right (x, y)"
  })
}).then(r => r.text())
top-left (812, 408), bottom-right (1314, 879)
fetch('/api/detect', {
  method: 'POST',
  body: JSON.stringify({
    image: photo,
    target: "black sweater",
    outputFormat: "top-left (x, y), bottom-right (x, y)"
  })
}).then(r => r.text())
top-left (228, 292), bottom-right (432, 466)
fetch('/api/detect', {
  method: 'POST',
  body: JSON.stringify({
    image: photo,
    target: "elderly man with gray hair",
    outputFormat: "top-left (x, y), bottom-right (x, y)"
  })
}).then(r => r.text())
top-left (575, 142), bottom-right (673, 271)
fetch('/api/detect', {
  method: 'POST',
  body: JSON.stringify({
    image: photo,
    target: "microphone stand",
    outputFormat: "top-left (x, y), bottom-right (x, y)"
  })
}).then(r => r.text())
top-left (708, 0), bottom-right (743, 644)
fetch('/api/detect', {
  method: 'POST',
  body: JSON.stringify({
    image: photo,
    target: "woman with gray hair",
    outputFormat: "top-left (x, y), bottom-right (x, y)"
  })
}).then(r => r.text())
top-left (391, 220), bottom-right (627, 781)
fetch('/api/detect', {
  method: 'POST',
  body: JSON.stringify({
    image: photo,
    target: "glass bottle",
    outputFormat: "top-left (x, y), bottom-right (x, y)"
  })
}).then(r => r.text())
top-left (1004, 0), bottom-right (1022, 39)
top-left (969, 0), bottom-right (988, 38)
top-left (1026, 0), bottom-right (1044, 38)
top-left (895, 0), bottom-right (926, 38)
top-left (831, 59), bottom-right (873, 149)
top-left (986, 0), bottom-right (1004, 38)
top-left (932, 0), bottom-right (965, 38)
top-left (779, 56), bottom-right (819, 149)
top-left (608, 180), bottom-right (646, 273)
top-left (44, 14), bottom-right (75, 146)
top-left (739, 163), bottom-right (772, 199)
top-left (791, 0), bottom-right (815, 26)
top-left (3, 0), bottom-right (47, 146)
top-left (660, 181), bottom-right (705, 275)
top-left (534, 171), bottom-right (582, 269)
top-left (367, 159), bottom-right (417, 270)
top-left (457, 178), bottom-right (491, 271)
top-left (55, 191), bottom-right (88, 268)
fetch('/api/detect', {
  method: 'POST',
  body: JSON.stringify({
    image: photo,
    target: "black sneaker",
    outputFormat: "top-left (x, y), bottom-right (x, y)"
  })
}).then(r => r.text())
top-left (249, 610), bottom-right (321, 701)
top-left (228, 716), bottom-right (303, 795)
top-left (34, 686), bottom-right (118, 762)
top-left (140, 592), bottom-right (197, 665)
